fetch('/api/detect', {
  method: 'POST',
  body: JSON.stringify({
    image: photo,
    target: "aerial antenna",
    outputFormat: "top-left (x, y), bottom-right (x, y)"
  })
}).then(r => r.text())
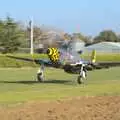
top-left (29, 18), bottom-right (34, 54)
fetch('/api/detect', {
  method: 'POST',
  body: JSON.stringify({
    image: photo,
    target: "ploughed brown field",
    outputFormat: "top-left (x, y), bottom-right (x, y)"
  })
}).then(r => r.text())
top-left (0, 96), bottom-right (120, 120)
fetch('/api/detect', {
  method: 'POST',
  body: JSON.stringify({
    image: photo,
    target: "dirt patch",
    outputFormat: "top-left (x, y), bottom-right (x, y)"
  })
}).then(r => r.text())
top-left (0, 96), bottom-right (120, 120)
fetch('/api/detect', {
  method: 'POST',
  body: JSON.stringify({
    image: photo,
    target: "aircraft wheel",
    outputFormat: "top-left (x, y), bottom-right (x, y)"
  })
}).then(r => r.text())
top-left (77, 76), bottom-right (83, 84)
top-left (37, 73), bottom-right (44, 82)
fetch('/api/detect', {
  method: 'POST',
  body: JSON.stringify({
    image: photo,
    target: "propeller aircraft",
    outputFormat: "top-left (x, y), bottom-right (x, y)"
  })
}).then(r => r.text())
top-left (7, 47), bottom-right (120, 84)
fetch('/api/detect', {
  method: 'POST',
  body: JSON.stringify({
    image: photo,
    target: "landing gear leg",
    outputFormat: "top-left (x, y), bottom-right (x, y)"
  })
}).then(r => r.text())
top-left (77, 69), bottom-right (87, 84)
top-left (77, 75), bottom-right (83, 84)
top-left (36, 64), bottom-right (45, 82)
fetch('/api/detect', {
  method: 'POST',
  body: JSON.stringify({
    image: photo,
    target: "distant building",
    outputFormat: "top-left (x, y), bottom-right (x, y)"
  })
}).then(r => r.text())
top-left (85, 42), bottom-right (120, 53)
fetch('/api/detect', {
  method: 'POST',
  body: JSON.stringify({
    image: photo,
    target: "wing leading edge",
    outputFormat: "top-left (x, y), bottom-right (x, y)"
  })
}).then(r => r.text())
top-left (6, 55), bottom-right (62, 68)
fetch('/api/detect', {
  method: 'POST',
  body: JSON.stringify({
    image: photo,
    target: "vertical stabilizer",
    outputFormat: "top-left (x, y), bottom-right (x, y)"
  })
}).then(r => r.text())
top-left (91, 49), bottom-right (96, 63)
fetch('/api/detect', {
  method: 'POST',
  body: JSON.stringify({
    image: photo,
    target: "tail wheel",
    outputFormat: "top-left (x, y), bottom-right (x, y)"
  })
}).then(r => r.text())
top-left (77, 76), bottom-right (83, 84)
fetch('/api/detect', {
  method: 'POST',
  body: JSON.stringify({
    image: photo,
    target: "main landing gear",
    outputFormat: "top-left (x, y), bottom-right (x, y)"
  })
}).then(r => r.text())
top-left (77, 64), bottom-right (87, 84)
top-left (36, 64), bottom-right (45, 82)
top-left (36, 64), bottom-right (87, 84)
top-left (77, 70), bottom-right (87, 84)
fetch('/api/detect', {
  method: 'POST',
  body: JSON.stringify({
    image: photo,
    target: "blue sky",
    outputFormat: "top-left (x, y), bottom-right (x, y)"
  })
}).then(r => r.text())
top-left (0, 0), bottom-right (120, 36)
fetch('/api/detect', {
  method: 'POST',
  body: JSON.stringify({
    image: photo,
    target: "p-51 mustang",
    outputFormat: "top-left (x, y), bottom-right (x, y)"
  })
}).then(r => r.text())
top-left (7, 48), bottom-right (120, 84)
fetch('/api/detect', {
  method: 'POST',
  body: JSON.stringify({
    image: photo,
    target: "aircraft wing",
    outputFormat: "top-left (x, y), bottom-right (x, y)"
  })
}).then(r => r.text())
top-left (6, 55), bottom-right (62, 68)
top-left (92, 61), bottom-right (120, 68)
top-left (96, 61), bottom-right (120, 66)
top-left (82, 60), bottom-right (120, 70)
top-left (80, 50), bottom-right (120, 70)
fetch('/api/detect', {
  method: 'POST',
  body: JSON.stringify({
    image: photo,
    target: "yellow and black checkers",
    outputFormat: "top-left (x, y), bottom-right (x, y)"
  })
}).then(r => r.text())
top-left (47, 48), bottom-right (60, 62)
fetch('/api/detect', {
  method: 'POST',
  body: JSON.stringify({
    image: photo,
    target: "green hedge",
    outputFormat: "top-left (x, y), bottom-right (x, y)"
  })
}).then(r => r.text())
top-left (0, 53), bottom-right (120, 67)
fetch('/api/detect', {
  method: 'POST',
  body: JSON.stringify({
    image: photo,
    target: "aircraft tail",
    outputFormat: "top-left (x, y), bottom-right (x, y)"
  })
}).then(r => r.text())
top-left (91, 49), bottom-right (96, 63)
top-left (46, 48), bottom-right (60, 63)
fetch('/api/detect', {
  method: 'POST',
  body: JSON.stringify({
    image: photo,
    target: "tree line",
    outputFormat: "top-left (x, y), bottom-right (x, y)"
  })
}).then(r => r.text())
top-left (0, 16), bottom-right (120, 53)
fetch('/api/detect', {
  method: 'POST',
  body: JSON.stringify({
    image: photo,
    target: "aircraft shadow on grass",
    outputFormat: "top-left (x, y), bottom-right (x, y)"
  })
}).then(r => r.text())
top-left (0, 79), bottom-right (73, 85)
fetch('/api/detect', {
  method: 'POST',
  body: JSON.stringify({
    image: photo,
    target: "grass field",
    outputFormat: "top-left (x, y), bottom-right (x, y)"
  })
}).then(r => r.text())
top-left (0, 67), bottom-right (120, 105)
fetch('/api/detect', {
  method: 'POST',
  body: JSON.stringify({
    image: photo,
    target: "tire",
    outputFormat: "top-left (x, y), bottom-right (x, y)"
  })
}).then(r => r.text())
top-left (77, 76), bottom-right (83, 84)
top-left (37, 73), bottom-right (44, 82)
